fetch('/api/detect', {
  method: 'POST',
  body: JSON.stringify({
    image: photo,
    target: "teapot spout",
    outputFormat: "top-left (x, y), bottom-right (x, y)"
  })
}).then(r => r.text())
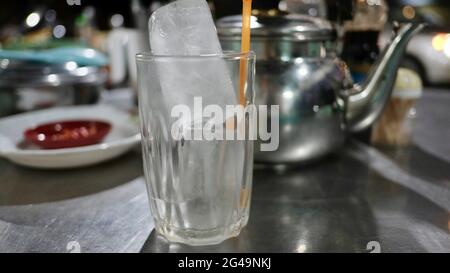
top-left (345, 23), bottom-right (424, 133)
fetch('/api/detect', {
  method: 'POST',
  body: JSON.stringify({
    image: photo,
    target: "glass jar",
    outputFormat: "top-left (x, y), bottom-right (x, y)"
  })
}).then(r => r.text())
top-left (372, 68), bottom-right (423, 146)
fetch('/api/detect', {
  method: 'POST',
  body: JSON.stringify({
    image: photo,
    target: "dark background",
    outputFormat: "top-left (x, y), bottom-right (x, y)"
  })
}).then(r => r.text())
top-left (1, 0), bottom-right (449, 32)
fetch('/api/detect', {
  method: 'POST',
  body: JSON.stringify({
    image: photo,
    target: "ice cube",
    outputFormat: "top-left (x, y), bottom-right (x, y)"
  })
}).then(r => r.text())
top-left (148, 0), bottom-right (237, 126)
top-left (149, 0), bottom-right (222, 55)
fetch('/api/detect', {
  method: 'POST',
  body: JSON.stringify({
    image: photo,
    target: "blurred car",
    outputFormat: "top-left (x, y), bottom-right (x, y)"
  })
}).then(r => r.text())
top-left (386, 2), bottom-right (450, 85)
top-left (402, 30), bottom-right (450, 85)
top-left (381, 26), bottom-right (450, 86)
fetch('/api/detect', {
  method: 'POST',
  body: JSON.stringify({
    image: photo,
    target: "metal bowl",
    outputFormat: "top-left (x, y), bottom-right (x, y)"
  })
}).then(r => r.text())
top-left (0, 60), bottom-right (107, 117)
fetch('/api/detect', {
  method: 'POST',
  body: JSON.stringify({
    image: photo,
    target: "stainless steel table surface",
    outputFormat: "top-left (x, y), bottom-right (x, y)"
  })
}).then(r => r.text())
top-left (0, 89), bottom-right (449, 253)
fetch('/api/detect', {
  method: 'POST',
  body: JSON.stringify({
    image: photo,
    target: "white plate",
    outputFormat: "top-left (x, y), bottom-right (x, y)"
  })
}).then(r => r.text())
top-left (0, 105), bottom-right (141, 169)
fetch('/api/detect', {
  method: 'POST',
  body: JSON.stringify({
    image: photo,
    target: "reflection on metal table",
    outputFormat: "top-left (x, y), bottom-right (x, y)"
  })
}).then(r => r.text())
top-left (0, 89), bottom-right (449, 253)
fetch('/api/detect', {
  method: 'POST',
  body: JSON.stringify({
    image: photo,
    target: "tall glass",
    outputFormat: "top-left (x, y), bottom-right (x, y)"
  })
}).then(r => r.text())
top-left (136, 52), bottom-right (255, 246)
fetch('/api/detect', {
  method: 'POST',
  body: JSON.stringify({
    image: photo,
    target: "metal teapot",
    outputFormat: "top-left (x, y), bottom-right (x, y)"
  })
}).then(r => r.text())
top-left (217, 14), bottom-right (423, 164)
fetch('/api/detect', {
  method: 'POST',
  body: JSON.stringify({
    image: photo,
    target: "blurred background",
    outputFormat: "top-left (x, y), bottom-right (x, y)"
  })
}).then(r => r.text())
top-left (0, 0), bottom-right (449, 118)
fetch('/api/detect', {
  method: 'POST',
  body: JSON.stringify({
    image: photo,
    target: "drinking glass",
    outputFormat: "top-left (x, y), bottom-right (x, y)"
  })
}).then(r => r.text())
top-left (136, 51), bottom-right (255, 246)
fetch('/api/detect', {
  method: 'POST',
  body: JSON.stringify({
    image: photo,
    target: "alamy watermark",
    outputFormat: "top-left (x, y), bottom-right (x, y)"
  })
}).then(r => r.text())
top-left (366, 241), bottom-right (381, 253)
top-left (66, 0), bottom-right (81, 6)
top-left (170, 97), bottom-right (279, 152)
top-left (66, 241), bottom-right (81, 253)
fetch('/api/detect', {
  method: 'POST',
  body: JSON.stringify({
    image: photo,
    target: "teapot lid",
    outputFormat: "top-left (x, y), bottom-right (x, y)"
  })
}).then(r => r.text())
top-left (217, 14), bottom-right (334, 41)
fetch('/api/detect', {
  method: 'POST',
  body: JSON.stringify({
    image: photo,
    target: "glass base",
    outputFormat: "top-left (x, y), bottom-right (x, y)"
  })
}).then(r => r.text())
top-left (155, 217), bottom-right (248, 246)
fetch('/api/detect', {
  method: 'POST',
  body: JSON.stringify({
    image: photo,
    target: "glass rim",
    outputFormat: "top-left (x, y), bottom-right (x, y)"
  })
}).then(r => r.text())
top-left (136, 50), bottom-right (255, 61)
